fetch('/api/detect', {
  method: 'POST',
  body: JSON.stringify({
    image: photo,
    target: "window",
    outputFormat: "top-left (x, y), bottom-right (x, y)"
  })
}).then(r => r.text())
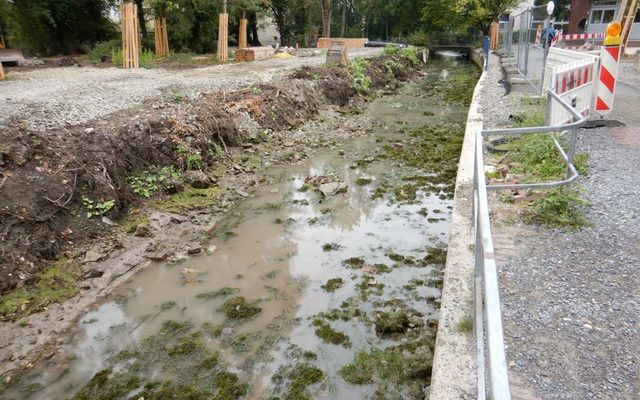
top-left (602, 9), bottom-right (615, 23)
top-left (591, 10), bottom-right (603, 23)
top-left (593, 0), bottom-right (617, 5)
top-left (635, 11), bottom-right (640, 23)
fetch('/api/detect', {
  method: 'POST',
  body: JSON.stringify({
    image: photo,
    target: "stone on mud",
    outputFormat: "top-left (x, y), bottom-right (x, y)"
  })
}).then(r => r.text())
top-left (184, 170), bottom-right (213, 189)
top-left (134, 223), bottom-right (153, 238)
top-left (319, 181), bottom-right (348, 197)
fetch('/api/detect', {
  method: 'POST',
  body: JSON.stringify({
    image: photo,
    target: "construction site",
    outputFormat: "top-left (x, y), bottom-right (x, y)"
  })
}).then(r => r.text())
top-left (0, 1), bottom-right (639, 399)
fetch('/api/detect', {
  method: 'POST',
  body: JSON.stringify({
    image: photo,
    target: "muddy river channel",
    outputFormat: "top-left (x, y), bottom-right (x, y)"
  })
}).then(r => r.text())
top-left (5, 55), bottom-right (479, 400)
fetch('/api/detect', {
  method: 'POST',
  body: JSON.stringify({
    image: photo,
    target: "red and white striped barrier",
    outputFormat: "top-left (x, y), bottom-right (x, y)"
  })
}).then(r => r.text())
top-left (554, 63), bottom-right (596, 94)
top-left (547, 56), bottom-right (598, 126)
top-left (595, 45), bottom-right (621, 112)
top-left (557, 33), bottom-right (604, 41)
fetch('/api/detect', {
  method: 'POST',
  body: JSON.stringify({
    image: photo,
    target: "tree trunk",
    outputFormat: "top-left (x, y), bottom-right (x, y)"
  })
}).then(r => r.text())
top-left (341, 4), bottom-right (347, 37)
top-left (248, 12), bottom-right (261, 46)
top-left (319, 0), bottom-right (332, 38)
top-left (134, 0), bottom-right (147, 38)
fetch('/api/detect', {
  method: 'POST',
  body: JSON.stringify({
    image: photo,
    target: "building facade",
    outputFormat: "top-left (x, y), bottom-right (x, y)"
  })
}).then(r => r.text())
top-left (568, 0), bottom-right (640, 40)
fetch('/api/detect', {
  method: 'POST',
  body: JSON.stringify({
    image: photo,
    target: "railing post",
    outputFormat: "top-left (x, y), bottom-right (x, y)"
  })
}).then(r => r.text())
top-left (566, 127), bottom-right (578, 179)
top-left (523, 9), bottom-right (531, 77)
top-left (484, 36), bottom-right (490, 70)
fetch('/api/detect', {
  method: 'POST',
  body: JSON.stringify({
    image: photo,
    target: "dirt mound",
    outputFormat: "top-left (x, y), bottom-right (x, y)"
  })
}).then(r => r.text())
top-left (0, 54), bottom-right (421, 299)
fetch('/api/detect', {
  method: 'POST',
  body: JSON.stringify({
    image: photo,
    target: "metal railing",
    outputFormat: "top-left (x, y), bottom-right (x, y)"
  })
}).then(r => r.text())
top-left (502, 5), bottom-right (550, 93)
top-left (473, 90), bottom-right (588, 400)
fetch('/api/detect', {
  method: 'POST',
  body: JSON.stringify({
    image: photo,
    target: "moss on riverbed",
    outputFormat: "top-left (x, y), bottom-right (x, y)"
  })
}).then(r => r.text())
top-left (311, 319), bottom-right (352, 347)
top-left (0, 257), bottom-right (81, 322)
top-left (221, 296), bottom-right (262, 320)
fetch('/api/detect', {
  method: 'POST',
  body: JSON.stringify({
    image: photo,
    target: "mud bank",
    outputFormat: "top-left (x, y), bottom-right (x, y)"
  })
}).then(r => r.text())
top-left (0, 54), bottom-right (421, 387)
top-left (1, 52), bottom-right (481, 399)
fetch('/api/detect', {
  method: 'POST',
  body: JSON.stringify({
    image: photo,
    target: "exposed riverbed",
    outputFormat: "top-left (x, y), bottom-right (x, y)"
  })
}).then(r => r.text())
top-left (3, 55), bottom-right (478, 400)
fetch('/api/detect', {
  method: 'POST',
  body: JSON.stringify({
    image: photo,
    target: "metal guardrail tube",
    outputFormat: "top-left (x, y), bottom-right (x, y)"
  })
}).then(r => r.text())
top-left (473, 88), bottom-right (589, 399)
top-left (475, 132), bottom-right (512, 400)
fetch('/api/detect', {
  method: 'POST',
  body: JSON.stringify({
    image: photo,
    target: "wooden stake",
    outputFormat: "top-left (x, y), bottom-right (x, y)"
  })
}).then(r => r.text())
top-left (239, 18), bottom-right (248, 50)
top-left (0, 63), bottom-right (5, 81)
top-left (122, 3), bottom-right (140, 68)
top-left (217, 13), bottom-right (229, 62)
top-left (155, 17), bottom-right (170, 57)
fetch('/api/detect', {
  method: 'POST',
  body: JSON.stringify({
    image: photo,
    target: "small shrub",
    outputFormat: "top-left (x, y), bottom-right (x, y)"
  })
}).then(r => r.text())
top-left (82, 197), bottom-right (115, 218)
top-left (528, 186), bottom-right (589, 228)
top-left (348, 57), bottom-right (372, 95)
top-left (128, 166), bottom-right (182, 198)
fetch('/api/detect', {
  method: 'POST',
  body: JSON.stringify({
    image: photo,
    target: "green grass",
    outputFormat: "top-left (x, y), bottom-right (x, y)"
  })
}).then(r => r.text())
top-left (0, 258), bottom-right (81, 322)
top-left (456, 317), bottom-right (473, 334)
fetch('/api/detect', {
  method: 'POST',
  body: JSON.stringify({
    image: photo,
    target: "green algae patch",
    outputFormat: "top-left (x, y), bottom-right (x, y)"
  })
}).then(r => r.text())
top-left (424, 247), bottom-right (448, 267)
top-left (221, 296), bottom-right (262, 320)
top-left (167, 333), bottom-right (206, 356)
top-left (213, 371), bottom-right (249, 399)
top-left (355, 178), bottom-right (372, 186)
top-left (72, 368), bottom-right (141, 400)
top-left (321, 278), bottom-right (344, 292)
top-left (375, 311), bottom-right (410, 337)
top-left (283, 364), bottom-right (324, 400)
top-left (342, 257), bottom-right (365, 268)
top-left (312, 319), bottom-right (352, 347)
top-left (380, 123), bottom-right (464, 196)
top-left (0, 257), bottom-right (81, 322)
top-left (322, 242), bottom-right (343, 252)
top-left (196, 287), bottom-right (240, 299)
top-left (154, 185), bottom-right (225, 213)
top-left (338, 339), bottom-right (434, 397)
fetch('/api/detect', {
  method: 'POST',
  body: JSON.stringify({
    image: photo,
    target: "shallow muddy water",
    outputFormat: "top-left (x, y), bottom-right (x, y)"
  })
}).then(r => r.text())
top-left (4, 56), bottom-right (478, 400)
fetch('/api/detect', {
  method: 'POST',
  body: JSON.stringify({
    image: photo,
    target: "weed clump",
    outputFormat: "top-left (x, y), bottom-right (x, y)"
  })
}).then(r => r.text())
top-left (528, 187), bottom-right (589, 228)
top-left (154, 185), bottom-right (225, 213)
top-left (221, 296), bottom-right (262, 320)
top-left (321, 278), bottom-right (344, 292)
top-left (456, 317), bottom-right (473, 334)
top-left (312, 319), bottom-right (352, 347)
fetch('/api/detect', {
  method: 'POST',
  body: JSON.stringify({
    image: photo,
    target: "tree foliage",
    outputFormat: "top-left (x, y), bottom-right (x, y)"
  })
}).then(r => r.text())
top-left (2, 0), bottom-right (116, 55)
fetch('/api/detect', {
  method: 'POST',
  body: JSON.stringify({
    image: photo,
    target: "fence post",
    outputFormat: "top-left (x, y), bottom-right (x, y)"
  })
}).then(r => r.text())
top-left (484, 36), bottom-right (490, 70)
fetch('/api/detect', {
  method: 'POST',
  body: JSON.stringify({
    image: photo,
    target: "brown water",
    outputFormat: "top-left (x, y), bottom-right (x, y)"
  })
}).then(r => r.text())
top-left (4, 56), bottom-right (477, 400)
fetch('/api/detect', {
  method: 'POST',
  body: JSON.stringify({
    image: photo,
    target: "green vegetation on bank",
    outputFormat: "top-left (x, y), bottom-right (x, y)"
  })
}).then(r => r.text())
top-left (0, 257), bottom-right (81, 322)
top-left (491, 102), bottom-right (591, 229)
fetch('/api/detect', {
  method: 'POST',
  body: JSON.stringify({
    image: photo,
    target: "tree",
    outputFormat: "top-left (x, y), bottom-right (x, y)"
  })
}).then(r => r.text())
top-left (318, 0), bottom-right (332, 37)
top-left (7, 0), bottom-right (116, 55)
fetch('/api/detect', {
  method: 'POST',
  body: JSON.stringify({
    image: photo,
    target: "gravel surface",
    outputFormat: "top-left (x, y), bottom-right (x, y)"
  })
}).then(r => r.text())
top-left (0, 48), bottom-right (382, 132)
top-left (481, 53), bottom-right (640, 398)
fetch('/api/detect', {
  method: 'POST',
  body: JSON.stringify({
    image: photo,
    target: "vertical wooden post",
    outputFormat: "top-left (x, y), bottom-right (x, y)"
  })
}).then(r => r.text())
top-left (155, 17), bottom-right (169, 57)
top-left (217, 13), bottom-right (229, 62)
top-left (239, 18), bottom-right (248, 50)
top-left (122, 3), bottom-right (140, 68)
top-left (0, 63), bottom-right (5, 81)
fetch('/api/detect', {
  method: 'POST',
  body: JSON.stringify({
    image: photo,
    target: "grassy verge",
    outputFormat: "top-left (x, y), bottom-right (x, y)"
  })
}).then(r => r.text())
top-left (489, 99), bottom-right (590, 229)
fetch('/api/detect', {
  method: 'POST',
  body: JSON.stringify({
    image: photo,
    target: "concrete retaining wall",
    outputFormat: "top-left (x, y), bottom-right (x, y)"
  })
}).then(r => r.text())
top-left (429, 49), bottom-right (485, 399)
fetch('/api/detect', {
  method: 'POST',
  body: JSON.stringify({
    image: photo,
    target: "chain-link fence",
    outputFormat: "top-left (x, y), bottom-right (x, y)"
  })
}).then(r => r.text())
top-left (502, 5), bottom-right (551, 93)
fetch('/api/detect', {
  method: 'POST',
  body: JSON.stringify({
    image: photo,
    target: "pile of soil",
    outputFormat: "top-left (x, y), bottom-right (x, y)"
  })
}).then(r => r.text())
top-left (0, 54), bottom-right (420, 298)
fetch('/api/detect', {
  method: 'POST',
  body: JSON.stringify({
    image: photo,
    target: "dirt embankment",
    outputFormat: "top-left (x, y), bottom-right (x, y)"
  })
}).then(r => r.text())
top-left (0, 54), bottom-right (420, 381)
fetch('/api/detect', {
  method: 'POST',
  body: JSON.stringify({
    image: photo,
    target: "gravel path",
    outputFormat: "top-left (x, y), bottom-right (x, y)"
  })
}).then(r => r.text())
top-left (0, 48), bottom-right (382, 132)
top-left (480, 54), bottom-right (640, 398)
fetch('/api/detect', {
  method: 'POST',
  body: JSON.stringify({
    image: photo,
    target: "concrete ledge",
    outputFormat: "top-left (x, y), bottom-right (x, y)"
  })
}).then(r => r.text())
top-left (429, 59), bottom-right (486, 399)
